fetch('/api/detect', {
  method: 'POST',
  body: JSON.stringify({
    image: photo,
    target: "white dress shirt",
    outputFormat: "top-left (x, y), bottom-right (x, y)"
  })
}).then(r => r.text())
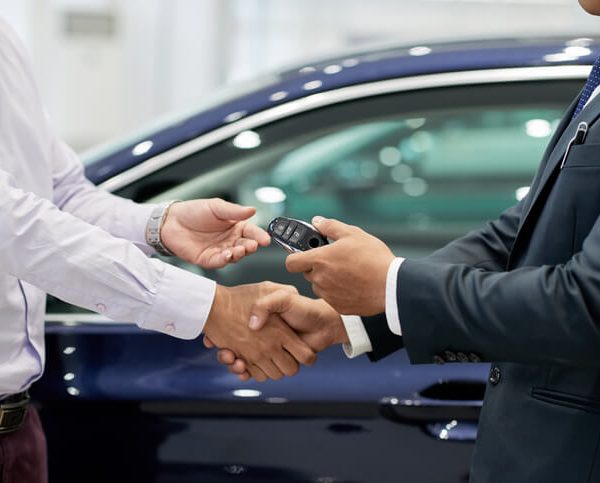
top-left (342, 79), bottom-right (600, 358)
top-left (0, 19), bottom-right (215, 397)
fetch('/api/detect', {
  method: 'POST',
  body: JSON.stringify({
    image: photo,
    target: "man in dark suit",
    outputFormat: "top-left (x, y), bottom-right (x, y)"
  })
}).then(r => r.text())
top-left (212, 1), bottom-right (600, 480)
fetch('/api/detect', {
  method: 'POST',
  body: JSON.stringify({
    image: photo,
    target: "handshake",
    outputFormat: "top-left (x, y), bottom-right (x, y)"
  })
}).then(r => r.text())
top-left (200, 215), bottom-right (396, 382)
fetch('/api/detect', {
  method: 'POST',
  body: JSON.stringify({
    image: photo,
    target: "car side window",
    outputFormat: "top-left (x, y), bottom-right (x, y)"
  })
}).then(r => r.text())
top-left (46, 81), bottom-right (575, 313)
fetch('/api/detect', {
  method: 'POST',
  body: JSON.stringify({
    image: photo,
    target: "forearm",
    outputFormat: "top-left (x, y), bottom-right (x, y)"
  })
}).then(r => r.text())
top-left (1, 169), bottom-right (213, 339)
top-left (51, 138), bottom-right (156, 254)
top-left (398, 251), bottom-right (600, 366)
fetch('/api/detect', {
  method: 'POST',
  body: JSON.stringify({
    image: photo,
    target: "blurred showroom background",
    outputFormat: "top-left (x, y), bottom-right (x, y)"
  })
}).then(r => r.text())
top-left (0, 0), bottom-right (599, 152)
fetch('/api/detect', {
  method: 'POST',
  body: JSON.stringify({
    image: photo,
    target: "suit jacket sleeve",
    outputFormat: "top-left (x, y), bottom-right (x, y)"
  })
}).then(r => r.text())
top-left (397, 209), bottom-right (600, 366)
top-left (365, 198), bottom-right (525, 361)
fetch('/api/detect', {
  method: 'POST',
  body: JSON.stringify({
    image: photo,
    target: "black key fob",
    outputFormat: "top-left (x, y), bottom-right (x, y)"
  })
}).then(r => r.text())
top-left (267, 217), bottom-right (329, 253)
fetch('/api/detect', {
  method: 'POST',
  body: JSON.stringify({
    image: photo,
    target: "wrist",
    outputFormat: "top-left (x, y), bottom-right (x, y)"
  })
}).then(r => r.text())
top-left (204, 284), bottom-right (231, 337)
top-left (146, 200), bottom-right (180, 256)
top-left (317, 299), bottom-right (349, 345)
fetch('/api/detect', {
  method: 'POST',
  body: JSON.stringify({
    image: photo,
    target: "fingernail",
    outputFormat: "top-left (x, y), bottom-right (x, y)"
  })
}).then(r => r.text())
top-left (224, 250), bottom-right (232, 260)
top-left (312, 216), bottom-right (325, 225)
top-left (249, 315), bottom-right (260, 330)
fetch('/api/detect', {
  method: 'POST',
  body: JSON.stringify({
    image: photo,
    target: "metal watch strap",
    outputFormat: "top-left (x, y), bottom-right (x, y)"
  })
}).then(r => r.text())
top-left (145, 201), bottom-right (179, 256)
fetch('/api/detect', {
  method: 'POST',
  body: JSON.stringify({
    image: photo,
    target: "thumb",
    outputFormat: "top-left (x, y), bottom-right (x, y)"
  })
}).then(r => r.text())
top-left (210, 199), bottom-right (256, 221)
top-left (249, 290), bottom-right (295, 331)
top-left (312, 216), bottom-right (354, 241)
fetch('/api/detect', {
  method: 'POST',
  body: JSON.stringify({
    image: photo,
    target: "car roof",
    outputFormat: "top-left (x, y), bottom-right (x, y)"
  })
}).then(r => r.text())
top-left (85, 36), bottom-right (600, 185)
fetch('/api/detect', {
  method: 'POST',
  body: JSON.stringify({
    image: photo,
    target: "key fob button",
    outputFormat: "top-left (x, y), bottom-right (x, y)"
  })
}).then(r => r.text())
top-left (273, 220), bottom-right (287, 236)
top-left (289, 225), bottom-right (307, 245)
top-left (282, 222), bottom-right (297, 241)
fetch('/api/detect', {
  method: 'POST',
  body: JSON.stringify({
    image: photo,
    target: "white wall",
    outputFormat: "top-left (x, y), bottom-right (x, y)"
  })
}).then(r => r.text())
top-left (0, 0), bottom-right (598, 151)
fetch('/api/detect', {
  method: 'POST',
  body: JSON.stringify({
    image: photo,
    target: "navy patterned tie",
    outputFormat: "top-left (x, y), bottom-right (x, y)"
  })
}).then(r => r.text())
top-left (573, 56), bottom-right (600, 119)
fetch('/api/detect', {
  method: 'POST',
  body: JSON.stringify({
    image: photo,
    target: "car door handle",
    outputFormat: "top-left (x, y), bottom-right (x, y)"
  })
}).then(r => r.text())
top-left (379, 380), bottom-right (484, 442)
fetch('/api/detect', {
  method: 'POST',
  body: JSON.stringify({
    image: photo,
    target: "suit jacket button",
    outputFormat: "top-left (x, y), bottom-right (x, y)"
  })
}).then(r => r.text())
top-left (444, 350), bottom-right (457, 362)
top-left (457, 352), bottom-right (469, 363)
top-left (433, 355), bottom-right (445, 365)
top-left (489, 366), bottom-right (501, 385)
top-left (469, 353), bottom-right (481, 363)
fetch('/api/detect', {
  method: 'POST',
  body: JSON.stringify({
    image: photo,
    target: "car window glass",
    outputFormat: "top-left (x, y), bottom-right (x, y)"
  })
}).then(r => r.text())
top-left (46, 81), bottom-right (575, 313)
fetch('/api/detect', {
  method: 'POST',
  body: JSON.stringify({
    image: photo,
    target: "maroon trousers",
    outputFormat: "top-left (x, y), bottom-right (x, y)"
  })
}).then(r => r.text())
top-left (0, 407), bottom-right (47, 483)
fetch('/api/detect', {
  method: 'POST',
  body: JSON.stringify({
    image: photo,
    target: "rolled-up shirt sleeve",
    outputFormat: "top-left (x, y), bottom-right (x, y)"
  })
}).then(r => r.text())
top-left (0, 168), bottom-right (214, 339)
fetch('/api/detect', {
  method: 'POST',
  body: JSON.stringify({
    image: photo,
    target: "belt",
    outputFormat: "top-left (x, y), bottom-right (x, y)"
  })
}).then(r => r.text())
top-left (0, 391), bottom-right (29, 435)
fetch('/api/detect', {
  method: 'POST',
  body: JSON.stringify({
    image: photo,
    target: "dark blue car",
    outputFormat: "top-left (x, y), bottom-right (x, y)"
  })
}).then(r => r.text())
top-left (36, 37), bottom-right (598, 483)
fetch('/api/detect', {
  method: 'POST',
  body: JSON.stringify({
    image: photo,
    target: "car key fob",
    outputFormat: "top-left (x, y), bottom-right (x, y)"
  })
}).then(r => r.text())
top-left (267, 217), bottom-right (329, 253)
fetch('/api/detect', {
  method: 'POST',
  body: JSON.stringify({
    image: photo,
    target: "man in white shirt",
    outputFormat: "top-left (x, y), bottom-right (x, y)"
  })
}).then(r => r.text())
top-left (0, 18), bottom-right (315, 483)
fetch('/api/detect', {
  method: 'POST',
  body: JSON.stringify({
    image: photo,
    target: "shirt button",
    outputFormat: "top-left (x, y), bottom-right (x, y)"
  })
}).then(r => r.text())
top-left (164, 323), bottom-right (176, 333)
top-left (489, 366), bottom-right (501, 386)
top-left (95, 303), bottom-right (106, 313)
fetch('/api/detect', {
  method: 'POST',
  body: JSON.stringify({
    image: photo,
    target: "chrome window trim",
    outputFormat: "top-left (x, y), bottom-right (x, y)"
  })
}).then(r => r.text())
top-left (100, 65), bottom-right (590, 193)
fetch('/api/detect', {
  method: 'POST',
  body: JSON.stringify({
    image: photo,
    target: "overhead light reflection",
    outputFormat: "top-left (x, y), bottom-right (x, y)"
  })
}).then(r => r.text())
top-left (233, 389), bottom-right (262, 398)
top-left (516, 186), bottom-right (530, 201)
top-left (67, 386), bottom-right (80, 396)
top-left (269, 91), bottom-right (288, 102)
top-left (224, 111), bottom-right (247, 123)
top-left (379, 146), bottom-right (402, 167)
top-left (303, 80), bottom-right (323, 91)
top-left (233, 131), bottom-right (261, 149)
top-left (526, 119), bottom-right (552, 138)
top-left (564, 46), bottom-right (592, 57)
top-left (406, 118), bottom-right (426, 129)
top-left (409, 46), bottom-right (432, 57)
top-left (132, 140), bottom-right (153, 156)
top-left (323, 64), bottom-right (342, 75)
top-left (342, 58), bottom-right (359, 67)
top-left (254, 186), bottom-right (287, 204)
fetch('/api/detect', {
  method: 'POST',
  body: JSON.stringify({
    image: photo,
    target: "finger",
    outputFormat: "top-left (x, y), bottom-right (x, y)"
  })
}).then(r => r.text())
top-left (203, 336), bottom-right (215, 348)
top-left (256, 359), bottom-right (284, 381)
top-left (285, 251), bottom-right (317, 273)
top-left (283, 336), bottom-right (318, 367)
top-left (217, 349), bottom-right (237, 365)
top-left (210, 198), bottom-right (256, 221)
top-left (230, 359), bottom-right (248, 374)
top-left (229, 244), bottom-right (247, 262)
top-left (312, 216), bottom-right (355, 241)
top-left (238, 373), bottom-right (251, 382)
top-left (249, 290), bottom-right (296, 330)
top-left (248, 365), bottom-right (268, 382)
top-left (235, 237), bottom-right (259, 254)
top-left (272, 350), bottom-right (300, 377)
top-left (242, 223), bottom-right (271, 247)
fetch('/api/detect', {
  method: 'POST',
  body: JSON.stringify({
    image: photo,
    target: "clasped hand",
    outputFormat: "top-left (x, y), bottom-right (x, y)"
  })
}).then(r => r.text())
top-left (208, 216), bottom-right (396, 382)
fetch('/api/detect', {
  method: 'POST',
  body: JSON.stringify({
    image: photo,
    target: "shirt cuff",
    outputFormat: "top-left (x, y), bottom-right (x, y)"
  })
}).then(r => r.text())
top-left (137, 260), bottom-right (216, 339)
top-left (385, 257), bottom-right (405, 336)
top-left (341, 315), bottom-right (373, 358)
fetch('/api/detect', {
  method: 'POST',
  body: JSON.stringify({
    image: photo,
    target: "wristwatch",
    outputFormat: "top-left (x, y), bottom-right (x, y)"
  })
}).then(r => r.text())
top-left (145, 200), bottom-right (179, 256)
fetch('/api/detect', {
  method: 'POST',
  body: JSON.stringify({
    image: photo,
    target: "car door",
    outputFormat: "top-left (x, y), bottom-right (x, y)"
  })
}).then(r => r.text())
top-left (39, 74), bottom-right (582, 483)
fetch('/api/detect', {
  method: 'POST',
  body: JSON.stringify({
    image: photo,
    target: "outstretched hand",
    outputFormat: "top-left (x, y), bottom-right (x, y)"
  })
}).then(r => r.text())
top-left (161, 198), bottom-right (271, 269)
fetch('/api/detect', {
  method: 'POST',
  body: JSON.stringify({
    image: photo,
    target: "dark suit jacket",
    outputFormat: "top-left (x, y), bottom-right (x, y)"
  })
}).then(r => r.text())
top-left (364, 93), bottom-right (600, 482)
